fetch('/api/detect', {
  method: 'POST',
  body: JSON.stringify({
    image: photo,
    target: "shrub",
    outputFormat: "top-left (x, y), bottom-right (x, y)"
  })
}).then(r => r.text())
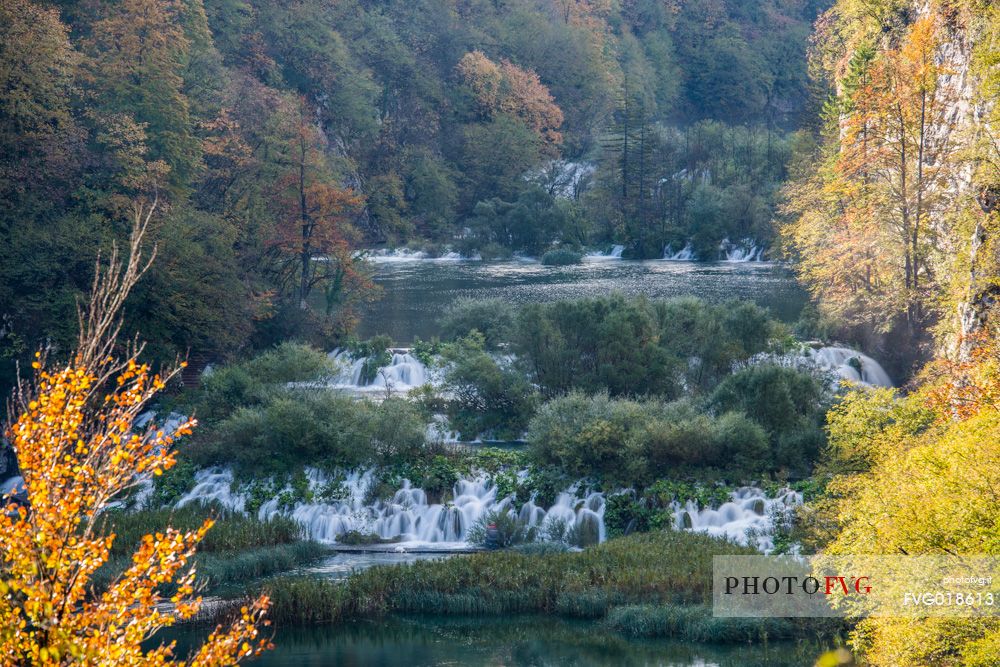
top-left (338, 531), bottom-right (401, 546)
top-left (516, 296), bottom-right (681, 398)
top-left (466, 509), bottom-right (528, 548)
top-left (188, 342), bottom-right (333, 425)
top-left (148, 458), bottom-right (198, 507)
top-left (651, 297), bottom-right (779, 392)
top-left (189, 390), bottom-right (429, 476)
top-left (442, 332), bottom-right (538, 440)
top-left (710, 364), bottom-right (828, 473)
top-left (439, 298), bottom-right (515, 349)
top-left (541, 248), bottom-right (583, 266)
top-left (243, 342), bottom-right (334, 384)
top-left (529, 393), bottom-right (780, 483)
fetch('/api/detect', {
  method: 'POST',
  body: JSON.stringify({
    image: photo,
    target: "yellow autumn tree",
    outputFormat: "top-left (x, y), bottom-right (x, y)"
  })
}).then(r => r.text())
top-left (782, 15), bottom-right (955, 331)
top-left (810, 328), bottom-right (1000, 665)
top-left (0, 202), bottom-right (270, 665)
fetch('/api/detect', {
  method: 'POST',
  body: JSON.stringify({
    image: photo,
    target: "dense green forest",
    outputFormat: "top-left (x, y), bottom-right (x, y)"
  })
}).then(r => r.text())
top-left (0, 0), bottom-right (827, 379)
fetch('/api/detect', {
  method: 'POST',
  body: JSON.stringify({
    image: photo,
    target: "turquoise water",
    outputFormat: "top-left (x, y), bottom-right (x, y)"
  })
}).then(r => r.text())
top-left (171, 615), bottom-right (829, 666)
top-left (253, 615), bottom-right (826, 666)
top-left (357, 259), bottom-right (807, 342)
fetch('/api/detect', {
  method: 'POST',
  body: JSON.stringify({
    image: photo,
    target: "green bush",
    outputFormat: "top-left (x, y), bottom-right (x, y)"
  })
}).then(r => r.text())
top-left (187, 343), bottom-right (333, 425)
top-left (516, 296), bottom-right (681, 398)
top-left (541, 248), bottom-right (583, 266)
top-left (441, 332), bottom-right (538, 440)
top-left (243, 342), bottom-right (334, 384)
top-left (651, 297), bottom-right (780, 392)
top-left (710, 364), bottom-right (827, 474)
top-left (528, 393), bottom-right (779, 483)
top-left (338, 531), bottom-right (401, 546)
top-left (439, 298), bottom-right (516, 349)
top-left (188, 390), bottom-right (428, 476)
top-left (466, 509), bottom-right (529, 547)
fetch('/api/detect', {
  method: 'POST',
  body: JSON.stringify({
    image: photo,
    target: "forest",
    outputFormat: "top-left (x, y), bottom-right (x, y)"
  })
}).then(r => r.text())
top-left (0, 0), bottom-right (824, 381)
top-left (2, 0), bottom-right (1000, 665)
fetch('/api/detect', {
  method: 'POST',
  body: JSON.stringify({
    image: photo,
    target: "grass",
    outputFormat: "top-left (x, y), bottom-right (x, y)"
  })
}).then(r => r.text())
top-left (91, 504), bottom-right (327, 595)
top-left (259, 530), bottom-right (845, 643)
top-left (262, 531), bottom-right (746, 626)
top-left (99, 504), bottom-right (304, 554)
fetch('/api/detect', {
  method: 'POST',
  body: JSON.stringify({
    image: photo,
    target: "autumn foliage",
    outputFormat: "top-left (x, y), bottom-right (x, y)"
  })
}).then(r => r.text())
top-left (457, 51), bottom-right (564, 147)
top-left (0, 204), bottom-right (270, 665)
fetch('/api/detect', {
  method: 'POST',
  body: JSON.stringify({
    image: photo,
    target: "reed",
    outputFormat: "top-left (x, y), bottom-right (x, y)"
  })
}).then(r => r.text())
top-left (99, 504), bottom-right (304, 554)
top-left (264, 530), bottom-right (752, 628)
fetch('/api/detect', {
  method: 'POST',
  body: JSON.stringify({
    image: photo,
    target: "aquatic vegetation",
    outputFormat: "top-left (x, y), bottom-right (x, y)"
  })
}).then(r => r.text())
top-left (541, 248), bottom-right (583, 266)
top-left (264, 530), bottom-right (754, 626)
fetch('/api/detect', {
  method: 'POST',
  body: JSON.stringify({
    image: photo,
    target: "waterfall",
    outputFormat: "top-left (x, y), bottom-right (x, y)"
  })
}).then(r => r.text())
top-left (176, 468), bottom-right (246, 512)
top-left (719, 239), bottom-right (764, 262)
top-left (743, 345), bottom-right (894, 389)
top-left (175, 468), bottom-right (798, 552)
top-left (527, 160), bottom-right (596, 199)
top-left (673, 487), bottom-right (801, 553)
top-left (367, 248), bottom-right (478, 263)
top-left (805, 346), bottom-right (893, 388)
top-left (134, 410), bottom-right (189, 437)
top-left (176, 468), bottom-right (605, 547)
top-left (585, 244), bottom-right (624, 260)
top-left (291, 349), bottom-right (434, 395)
top-left (663, 243), bottom-right (695, 261)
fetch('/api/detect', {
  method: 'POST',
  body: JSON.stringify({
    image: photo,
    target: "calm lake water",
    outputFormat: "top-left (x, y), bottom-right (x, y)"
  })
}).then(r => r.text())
top-left (356, 258), bottom-right (808, 343)
top-left (171, 615), bottom-right (828, 666)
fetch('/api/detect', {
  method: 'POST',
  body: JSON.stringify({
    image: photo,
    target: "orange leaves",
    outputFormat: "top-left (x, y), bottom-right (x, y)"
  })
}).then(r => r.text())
top-left (0, 208), bottom-right (269, 664)
top-left (457, 51), bottom-right (564, 146)
top-left (922, 331), bottom-right (1000, 421)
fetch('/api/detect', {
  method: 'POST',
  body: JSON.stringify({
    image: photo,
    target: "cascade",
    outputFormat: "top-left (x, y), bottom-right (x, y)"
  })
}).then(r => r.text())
top-left (663, 243), bottom-right (695, 261)
top-left (719, 238), bottom-right (765, 262)
top-left (175, 468), bottom-right (795, 552)
top-left (804, 346), bottom-right (893, 387)
top-left (674, 487), bottom-right (801, 553)
top-left (297, 349), bottom-right (434, 394)
top-left (585, 244), bottom-right (624, 260)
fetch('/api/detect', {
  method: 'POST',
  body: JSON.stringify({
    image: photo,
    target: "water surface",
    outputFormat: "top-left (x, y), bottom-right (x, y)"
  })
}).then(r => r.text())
top-left (247, 615), bottom-right (827, 666)
top-left (357, 259), bottom-right (807, 343)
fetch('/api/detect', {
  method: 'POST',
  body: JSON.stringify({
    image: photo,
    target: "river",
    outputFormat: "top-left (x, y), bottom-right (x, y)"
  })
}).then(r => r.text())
top-left (355, 257), bottom-right (807, 342)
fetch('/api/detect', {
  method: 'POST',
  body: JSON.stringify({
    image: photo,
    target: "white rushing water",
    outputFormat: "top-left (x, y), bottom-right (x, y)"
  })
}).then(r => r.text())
top-left (528, 160), bottom-right (596, 199)
top-left (743, 345), bottom-right (894, 389)
top-left (176, 468), bottom-right (605, 548)
top-left (674, 487), bottom-right (801, 553)
top-left (801, 346), bottom-right (893, 388)
top-left (367, 248), bottom-right (479, 263)
top-left (287, 349), bottom-right (435, 395)
top-left (663, 243), bottom-right (695, 261)
top-left (175, 468), bottom-right (795, 552)
top-left (719, 238), bottom-right (765, 262)
top-left (585, 244), bottom-right (624, 260)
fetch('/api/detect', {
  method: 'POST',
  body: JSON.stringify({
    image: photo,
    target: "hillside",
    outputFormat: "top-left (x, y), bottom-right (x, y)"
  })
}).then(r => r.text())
top-left (0, 0), bottom-right (827, 376)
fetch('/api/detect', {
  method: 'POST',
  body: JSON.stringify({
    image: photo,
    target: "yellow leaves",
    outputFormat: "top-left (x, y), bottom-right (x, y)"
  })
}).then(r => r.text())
top-left (1, 351), bottom-right (270, 664)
